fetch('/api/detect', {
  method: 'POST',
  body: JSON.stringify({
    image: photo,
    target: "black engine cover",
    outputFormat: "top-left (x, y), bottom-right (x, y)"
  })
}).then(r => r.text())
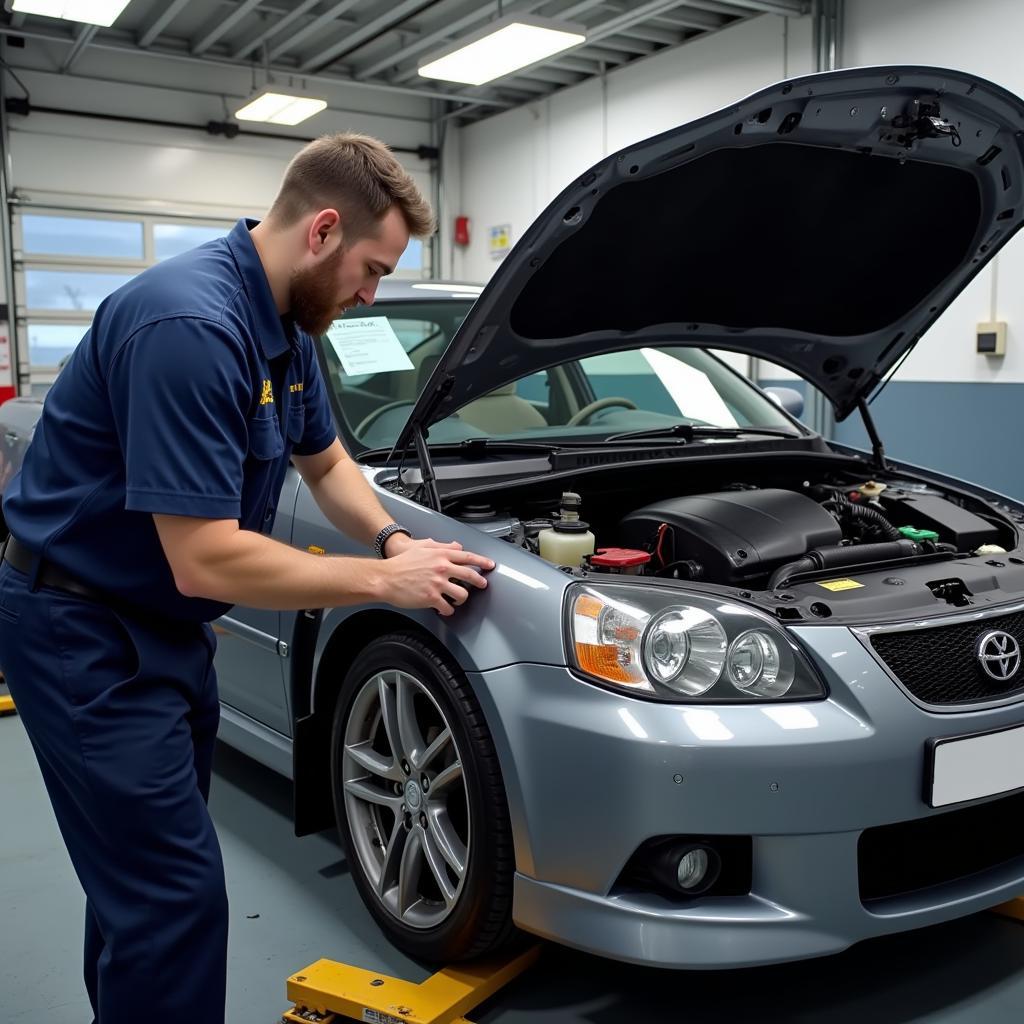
top-left (620, 488), bottom-right (842, 584)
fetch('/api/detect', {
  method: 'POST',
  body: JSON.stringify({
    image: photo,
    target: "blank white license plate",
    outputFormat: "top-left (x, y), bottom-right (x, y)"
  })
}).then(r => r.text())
top-left (929, 724), bottom-right (1024, 807)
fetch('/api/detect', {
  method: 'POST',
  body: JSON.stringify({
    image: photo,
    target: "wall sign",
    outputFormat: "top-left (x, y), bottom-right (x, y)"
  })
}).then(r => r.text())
top-left (489, 224), bottom-right (512, 260)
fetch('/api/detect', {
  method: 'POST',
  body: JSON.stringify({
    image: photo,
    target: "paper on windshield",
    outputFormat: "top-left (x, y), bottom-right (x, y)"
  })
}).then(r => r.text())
top-left (326, 317), bottom-right (414, 376)
top-left (641, 347), bottom-right (738, 427)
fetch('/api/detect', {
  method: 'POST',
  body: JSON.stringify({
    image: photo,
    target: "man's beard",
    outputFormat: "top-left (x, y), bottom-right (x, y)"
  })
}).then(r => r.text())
top-left (290, 245), bottom-right (348, 335)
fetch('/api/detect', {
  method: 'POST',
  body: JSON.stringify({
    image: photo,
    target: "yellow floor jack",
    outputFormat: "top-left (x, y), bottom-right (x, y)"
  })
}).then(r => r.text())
top-left (0, 673), bottom-right (15, 715)
top-left (282, 945), bottom-right (540, 1024)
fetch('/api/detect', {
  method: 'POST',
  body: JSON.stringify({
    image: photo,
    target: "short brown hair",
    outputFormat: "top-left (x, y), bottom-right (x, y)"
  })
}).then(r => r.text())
top-left (269, 132), bottom-right (435, 240)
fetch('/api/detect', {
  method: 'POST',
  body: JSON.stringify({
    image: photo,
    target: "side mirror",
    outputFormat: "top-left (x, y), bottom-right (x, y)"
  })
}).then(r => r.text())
top-left (764, 386), bottom-right (804, 419)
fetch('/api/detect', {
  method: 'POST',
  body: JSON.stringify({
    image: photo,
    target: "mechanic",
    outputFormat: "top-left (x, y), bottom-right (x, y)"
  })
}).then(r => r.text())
top-left (0, 133), bottom-right (493, 1024)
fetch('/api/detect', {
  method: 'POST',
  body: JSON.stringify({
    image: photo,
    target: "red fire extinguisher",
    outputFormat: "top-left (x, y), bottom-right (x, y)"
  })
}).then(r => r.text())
top-left (454, 215), bottom-right (470, 246)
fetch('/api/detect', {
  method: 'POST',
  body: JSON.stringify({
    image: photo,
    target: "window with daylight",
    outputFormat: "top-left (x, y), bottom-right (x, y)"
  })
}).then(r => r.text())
top-left (14, 211), bottom-right (233, 394)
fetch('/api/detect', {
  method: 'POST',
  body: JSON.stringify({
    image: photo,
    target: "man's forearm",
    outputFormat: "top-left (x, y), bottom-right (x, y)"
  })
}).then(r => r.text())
top-left (305, 455), bottom-right (398, 549)
top-left (176, 526), bottom-right (388, 610)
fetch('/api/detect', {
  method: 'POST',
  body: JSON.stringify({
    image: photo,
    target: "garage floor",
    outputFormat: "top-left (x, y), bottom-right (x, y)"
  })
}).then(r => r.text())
top-left (3, 713), bottom-right (1024, 1023)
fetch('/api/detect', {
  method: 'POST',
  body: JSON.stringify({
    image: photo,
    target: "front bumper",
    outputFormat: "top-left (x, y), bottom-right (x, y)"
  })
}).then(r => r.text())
top-left (468, 626), bottom-right (1024, 968)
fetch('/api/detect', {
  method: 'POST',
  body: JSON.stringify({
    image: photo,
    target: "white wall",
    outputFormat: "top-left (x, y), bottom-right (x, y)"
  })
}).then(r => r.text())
top-left (4, 55), bottom-right (434, 221)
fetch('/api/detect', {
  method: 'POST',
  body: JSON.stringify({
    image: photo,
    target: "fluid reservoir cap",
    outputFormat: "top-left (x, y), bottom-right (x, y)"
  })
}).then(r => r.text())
top-left (898, 525), bottom-right (939, 542)
top-left (553, 519), bottom-right (591, 532)
top-left (590, 547), bottom-right (653, 567)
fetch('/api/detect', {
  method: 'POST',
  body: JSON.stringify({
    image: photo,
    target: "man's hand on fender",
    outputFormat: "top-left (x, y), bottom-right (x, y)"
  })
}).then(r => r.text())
top-left (378, 536), bottom-right (494, 616)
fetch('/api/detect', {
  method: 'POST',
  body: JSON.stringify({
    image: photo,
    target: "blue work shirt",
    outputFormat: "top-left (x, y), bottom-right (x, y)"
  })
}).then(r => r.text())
top-left (3, 218), bottom-right (337, 622)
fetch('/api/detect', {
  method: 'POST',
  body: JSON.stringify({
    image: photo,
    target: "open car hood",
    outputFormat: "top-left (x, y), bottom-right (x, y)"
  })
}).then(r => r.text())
top-left (397, 66), bottom-right (1024, 450)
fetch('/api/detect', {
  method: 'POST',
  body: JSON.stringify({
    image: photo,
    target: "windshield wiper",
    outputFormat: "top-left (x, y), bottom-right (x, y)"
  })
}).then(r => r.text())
top-left (605, 424), bottom-right (801, 443)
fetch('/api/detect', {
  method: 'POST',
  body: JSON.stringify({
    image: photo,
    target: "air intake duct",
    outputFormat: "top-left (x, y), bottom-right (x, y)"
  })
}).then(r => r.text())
top-left (769, 539), bottom-right (921, 591)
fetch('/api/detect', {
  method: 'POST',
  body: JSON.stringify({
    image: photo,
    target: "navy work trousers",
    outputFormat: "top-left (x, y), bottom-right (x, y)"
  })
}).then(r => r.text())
top-left (0, 560), bottom-right (228, 1024)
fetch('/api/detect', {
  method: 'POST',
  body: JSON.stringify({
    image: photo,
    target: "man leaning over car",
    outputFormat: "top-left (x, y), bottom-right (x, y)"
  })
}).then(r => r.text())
top-left (0, 133), bottom-right (493, 1024)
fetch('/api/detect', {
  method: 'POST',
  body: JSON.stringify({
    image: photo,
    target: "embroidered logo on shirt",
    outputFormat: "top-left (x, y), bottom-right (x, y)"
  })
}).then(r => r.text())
top-left (289, 382), bottom-right (304, 393)
top-left (260, 380), bottom-right (274, 405)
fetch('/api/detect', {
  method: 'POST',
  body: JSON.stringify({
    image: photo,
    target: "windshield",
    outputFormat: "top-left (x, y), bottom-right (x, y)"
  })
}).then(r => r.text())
top-left (318, 298), bottom-right (800, 451)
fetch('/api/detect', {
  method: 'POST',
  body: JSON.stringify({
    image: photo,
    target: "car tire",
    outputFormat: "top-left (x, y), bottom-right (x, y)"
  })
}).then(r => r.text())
top-left (330, 632), bottom-right (517, 962)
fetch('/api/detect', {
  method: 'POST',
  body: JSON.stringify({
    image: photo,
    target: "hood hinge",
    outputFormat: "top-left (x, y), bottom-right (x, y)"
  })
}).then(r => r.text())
top-left (857, 397), bottom-right (889, 473)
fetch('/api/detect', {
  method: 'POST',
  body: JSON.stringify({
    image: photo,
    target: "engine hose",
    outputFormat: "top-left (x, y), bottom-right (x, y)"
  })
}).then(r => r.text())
top-left (769, 539), bottom-right (922, 591)
top-left (825, 497), bottom-right (901, 541)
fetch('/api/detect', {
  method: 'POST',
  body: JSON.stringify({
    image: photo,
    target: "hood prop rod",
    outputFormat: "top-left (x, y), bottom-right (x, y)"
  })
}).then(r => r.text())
top-left (413, 423), bottom-right (441, 512)
top-left (858, 396), bottom-right (889, 472)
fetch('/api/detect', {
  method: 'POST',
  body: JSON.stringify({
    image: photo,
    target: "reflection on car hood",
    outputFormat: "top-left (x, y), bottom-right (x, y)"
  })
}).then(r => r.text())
top-left (397, 66), bottom-right (1024, 450)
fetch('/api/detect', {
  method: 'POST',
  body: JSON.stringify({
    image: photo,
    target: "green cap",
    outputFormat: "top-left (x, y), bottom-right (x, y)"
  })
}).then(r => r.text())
top-left (898, 525), bottom-right (939, 542)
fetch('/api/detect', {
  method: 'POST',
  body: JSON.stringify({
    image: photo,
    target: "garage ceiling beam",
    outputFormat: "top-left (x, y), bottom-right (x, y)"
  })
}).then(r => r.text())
top-left (60, 23), bottom-right (98, 73)
top-left (493, 77), bottom-right (555, 95)
top-left (591, 35), bottom-right (656, 55)
top-left (137, 0), bottom-right (193, 49)
top-left (299, 0), bottom-right (439, 74)
top-left (356, 0), bottom-right (550, 82)
top-left (653, 9), bottom-right (727, 28)
top-left (675, 0), bottom-right (805, 17)
top-left (616, 24), bottom-right (682, 45)
top-left (191, 0), bottom-right (262, 56)
top-left (584, 1), bottom-right (712, 47)
top-left (268, 0), bottom-right (365, 62)
top-left (512, 64), bottom-right (583, 85)
top-left (0, 25), bottom-right (515, 109)
top-left (547, 55), bottom-right (603, 74)
top-left (231, 0), bottom-right (323, 61)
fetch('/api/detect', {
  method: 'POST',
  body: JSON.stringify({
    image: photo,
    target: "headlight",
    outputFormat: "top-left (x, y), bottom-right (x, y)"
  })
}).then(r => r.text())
top-left (568, 584), bottom-right (824, 703)
top-left (642, 608), bottom-right (726, 696)
top-left (726, 629), bottom-right (794, 697)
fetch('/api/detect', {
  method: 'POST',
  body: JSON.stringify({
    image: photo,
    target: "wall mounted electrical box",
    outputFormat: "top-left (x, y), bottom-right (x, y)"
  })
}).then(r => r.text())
top-left (977, 321), bottom-right (1007, 356)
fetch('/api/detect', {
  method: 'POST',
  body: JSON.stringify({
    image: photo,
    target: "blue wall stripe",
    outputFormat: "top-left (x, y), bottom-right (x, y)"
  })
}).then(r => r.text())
top-left (760, 379), bottom-right (1024, 501)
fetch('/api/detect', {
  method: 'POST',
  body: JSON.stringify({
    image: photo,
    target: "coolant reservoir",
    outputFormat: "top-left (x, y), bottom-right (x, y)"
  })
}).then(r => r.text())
top-left (538, 492), bottom-right (595, 567)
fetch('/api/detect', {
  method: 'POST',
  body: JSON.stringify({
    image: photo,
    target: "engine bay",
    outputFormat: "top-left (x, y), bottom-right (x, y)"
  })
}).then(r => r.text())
top-left (440, 460), bottom-right (1024, 622)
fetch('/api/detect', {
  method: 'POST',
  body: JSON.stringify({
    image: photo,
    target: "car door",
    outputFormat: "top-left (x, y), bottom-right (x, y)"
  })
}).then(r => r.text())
top-left (212, 468), bottom-right (301, 736)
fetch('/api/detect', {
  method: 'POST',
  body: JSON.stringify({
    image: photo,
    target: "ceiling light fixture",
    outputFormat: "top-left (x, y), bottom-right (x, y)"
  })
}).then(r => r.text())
top-left (10, 1), bottom-right (132, 27)
top-left (234, 89), bottom-right (327, 126)
top-left (418, 14), bottom-right (586, 86)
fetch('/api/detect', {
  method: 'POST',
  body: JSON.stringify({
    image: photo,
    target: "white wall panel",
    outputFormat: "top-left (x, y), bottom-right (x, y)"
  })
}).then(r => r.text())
top-left (6, 66), bottom-right (434, 221)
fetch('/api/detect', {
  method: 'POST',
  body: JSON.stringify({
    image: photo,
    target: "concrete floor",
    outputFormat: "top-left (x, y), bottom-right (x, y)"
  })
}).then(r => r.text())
top-left (3, 711), bottom-right (1024, 1023)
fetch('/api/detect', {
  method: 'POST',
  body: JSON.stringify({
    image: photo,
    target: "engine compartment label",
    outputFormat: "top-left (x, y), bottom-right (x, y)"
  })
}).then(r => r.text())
top-left (816, 578), bottom-right (865, 592)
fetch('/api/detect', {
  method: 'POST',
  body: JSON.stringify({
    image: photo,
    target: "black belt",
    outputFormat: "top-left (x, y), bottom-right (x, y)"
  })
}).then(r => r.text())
top-left (2, 535), bottom-right (106, 602)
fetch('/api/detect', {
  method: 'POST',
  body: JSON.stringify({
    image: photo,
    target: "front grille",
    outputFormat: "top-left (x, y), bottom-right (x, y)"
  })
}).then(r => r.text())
top-left (859, 790), bottom-right (1024, 904)
top-left (869, 610), bottom-right (1024, 706)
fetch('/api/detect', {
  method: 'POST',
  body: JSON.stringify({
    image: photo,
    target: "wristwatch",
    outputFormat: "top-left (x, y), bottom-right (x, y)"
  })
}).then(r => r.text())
top-left (373, 523), bottom-right (411, 558)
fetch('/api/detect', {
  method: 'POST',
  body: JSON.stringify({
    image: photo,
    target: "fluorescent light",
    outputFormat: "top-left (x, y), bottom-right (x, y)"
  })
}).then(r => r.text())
top-left (418, 14), bottom-right (585, 86)
top-left (235, 90), bottom-right (327, 126)
top-left (11, 1), bottom-right (131, 26)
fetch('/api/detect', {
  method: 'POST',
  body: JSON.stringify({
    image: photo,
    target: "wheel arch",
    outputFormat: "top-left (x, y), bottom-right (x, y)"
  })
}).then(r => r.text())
top-left (292, 608), bottom-right (474, 836)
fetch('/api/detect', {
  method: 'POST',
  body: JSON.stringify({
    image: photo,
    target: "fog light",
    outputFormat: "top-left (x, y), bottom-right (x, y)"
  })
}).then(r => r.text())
top-left (649, 840), bottom-right (722, 896)
top-left (677, 848), bottom-right (710, 890)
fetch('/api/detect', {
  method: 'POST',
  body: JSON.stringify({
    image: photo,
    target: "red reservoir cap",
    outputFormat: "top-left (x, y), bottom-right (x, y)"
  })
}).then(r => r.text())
top-left (590, 547), bottom-right (652, 567)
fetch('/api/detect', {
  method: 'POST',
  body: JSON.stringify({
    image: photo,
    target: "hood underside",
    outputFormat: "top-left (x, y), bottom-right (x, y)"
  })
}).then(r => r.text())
top-left (399, 66), bottom-right (1024, 449)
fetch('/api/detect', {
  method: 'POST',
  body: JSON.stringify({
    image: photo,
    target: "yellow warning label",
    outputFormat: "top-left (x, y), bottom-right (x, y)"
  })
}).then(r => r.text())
top-left (817, 578), bottom-right (865, 592)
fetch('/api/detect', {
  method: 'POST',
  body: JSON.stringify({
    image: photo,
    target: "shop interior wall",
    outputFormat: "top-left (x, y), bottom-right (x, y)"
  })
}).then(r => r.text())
top-left (0, 41), bottom-right (436, 398)
top-left (3, 47), bottom-right (435, 216)
top-left (452, 0), bottom-right (1024, 500)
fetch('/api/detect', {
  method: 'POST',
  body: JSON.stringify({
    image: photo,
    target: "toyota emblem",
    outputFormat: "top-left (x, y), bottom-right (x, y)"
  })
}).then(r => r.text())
top-left (976, 630), bottom-right (1022, 681)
